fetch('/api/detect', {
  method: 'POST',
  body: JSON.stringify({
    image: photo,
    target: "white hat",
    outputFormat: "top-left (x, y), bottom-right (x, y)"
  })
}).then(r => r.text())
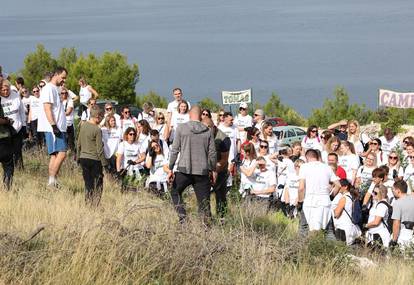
top-left (239, 102), bottom-right (248, 109)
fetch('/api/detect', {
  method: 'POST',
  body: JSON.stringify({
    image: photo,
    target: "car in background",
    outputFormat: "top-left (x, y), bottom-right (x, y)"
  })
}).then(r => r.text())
top-left (266, 117), bottom-right (288, 127)
top-left (273, 125), bottom-right (306, 146)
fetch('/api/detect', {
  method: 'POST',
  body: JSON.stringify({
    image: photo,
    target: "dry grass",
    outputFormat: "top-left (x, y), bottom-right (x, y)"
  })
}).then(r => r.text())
top-left (0, 151), bottom-right (413, 284)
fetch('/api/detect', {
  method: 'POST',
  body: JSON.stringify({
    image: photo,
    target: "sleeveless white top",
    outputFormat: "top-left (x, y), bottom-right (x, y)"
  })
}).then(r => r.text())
top-left (79, 85), bottom-right (92, 106)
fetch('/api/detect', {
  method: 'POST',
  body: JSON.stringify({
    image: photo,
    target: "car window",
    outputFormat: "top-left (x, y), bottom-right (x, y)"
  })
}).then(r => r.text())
top-left (295, 128), bottom-right (306, 136)
top-left (273, 130), bottom-right (282, 139)
top-left (287, 129), bottom-right (296, 137)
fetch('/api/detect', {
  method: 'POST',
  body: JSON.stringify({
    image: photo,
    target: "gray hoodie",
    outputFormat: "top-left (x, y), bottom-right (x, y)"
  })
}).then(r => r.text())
top-left (169, 120), bottom-right (217, 175)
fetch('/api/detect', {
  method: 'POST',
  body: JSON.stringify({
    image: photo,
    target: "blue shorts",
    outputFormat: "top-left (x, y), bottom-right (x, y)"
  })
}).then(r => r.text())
top-left (45, 132), bottom-right (68, 155)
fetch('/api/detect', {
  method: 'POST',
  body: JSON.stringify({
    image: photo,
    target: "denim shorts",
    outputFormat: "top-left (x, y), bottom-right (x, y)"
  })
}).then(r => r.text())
top-left (45, 132), bottom-right (67, 155)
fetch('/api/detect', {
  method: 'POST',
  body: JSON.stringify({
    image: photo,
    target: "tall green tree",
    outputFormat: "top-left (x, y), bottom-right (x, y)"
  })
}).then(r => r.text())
top-left (307, 87), bottom-right (376, 128)
top-left (262, 93), bottom-right (306, 126)
top-left (136, 91), bottom-right (168, 109)
top-left (20, 44), bottom-right (57, 89)
top-left (198, 98), bottom-right (221, 113)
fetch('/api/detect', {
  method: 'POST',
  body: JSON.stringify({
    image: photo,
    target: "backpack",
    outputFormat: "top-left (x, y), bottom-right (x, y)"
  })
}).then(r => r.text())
top-left (377, 200), bottom-right (393, 233)
top-left (344, 194), bottom-right (362, 226)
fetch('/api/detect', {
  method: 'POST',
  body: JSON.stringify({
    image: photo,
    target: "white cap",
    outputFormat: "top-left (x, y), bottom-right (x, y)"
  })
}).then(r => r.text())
top-left (239, 102), bottom-right (248, 109)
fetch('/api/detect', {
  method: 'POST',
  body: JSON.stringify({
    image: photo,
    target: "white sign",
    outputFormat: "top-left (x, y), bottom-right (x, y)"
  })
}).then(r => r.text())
top-left (379, 89), bottom-right (414, 109)
top-left (221, 89), bottom-right (252, 105)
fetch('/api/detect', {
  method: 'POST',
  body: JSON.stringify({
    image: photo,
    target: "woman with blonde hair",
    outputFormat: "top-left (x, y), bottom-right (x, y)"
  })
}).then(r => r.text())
top-left (321, 136), bottom-right (341, 163)
top-left (260, 121), bottom-right (278, 154)
top-left (347, 120), bottom-right (370, 156)
top-left (154, 112), bottom-right (168, 141)
top-left (101, 114), bottom-right (122, 173)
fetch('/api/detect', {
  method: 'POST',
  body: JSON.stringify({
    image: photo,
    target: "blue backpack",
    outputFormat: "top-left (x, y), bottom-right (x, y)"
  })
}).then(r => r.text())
top-left (344, 194), bottom-right (362, 226)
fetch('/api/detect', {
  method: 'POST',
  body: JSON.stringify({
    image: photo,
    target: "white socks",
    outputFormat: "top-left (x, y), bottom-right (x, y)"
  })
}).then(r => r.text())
top-left (48, 176), bottom-right (56, 186)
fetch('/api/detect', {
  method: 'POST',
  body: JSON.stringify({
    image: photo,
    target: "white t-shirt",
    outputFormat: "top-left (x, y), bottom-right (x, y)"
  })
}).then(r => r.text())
top-left (137, 112), bottom-right (156, 128)
top-left (37, 83), bottom-right (67, 132)
top-left (0, 90), bottom-right (26, 132)
top-left (154, 124), bottom-right (168, 140)
top-left (253, 168), bottom-right (277, 198)
top-left (380, 136), bottom-right (401, 157)
top-left (218, 124), bottom-right (239, 162)
top-left (79, 85), bottom-right (92, 106)
top-left (81, 109), bottom-right (90, 121)
top-left (299, 161), bottom-right (339, 207)
top-left (375, 151), bottom-right (388, 166)
top-left (356, 165), bottom-right (374, 188)
top-left (301, 136), bottom-right (323, 152)
top-left (147, 154), bottom-right (168, 183)
top-left (285, 172), bottom-right (300, 205)
top-left (169, 113), bottom-right (189, 142)
top-left (167, 100), bottom-right (191, 115)
top-left (62, 98), bottom-right (74, 126)
top-left (21, 96), bottom-right (31, 115)
top-left (387, 165), bottom-right (404, 181)
top-left (332, 193), bottom-right (353, 229)
top-left (102, 127), bottom-right (122, 159)
top-left (338, 154), bottom-right (360, 182)
top-left (120, 117), bottom-right (137, 134)
top-left (404, 164), bottom-right (414, 194)
top-left (277, 157), bottom-right (295, 186)
top-left (29, 95), bottom-right (42, 121)
top-left (234, 114), bottom-right (253, 142)
top-left (116, 141), bottom-right (146, 170)
top-left (260, 134), bottom-right (278, 155)
top-left (240, 158), bottom-right (256, 188)
top-left (368, 201), bottom-right (389, 233)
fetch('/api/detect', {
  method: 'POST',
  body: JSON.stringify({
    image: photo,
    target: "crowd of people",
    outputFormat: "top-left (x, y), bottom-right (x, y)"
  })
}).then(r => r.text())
top-left (1, 65), bottom-right (414, 252)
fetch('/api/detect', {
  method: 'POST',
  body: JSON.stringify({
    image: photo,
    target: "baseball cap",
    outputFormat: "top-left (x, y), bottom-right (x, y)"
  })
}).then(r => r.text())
top-left (239, 102), bottom-right (248, 109)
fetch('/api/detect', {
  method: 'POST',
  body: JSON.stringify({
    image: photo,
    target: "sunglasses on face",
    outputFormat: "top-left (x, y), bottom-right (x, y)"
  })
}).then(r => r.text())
top-left (239, 108), bottom-right (246, 111)
top-left (409, 156), bottom-right (414, 159)
top-left (158, 117), bottom-right (165, 120)
top-left (61, 92), bottom-right (68, 95)
top-left (33, 90), bottom-right (39, 93)
top-left (219, 114), bottom-right (224, 117)
top-left (404, 140), bottom-right (409, 144)
top-left (310, 130), bottom-right (317, 133)
top-left (128, 133), bottom-right (136, 136)
top-left (254, 114), bottom-right (259, 117)
top-left (124, 111), bottom-right (130, 114)
top-left (202, 112), bottom-right (209, 116)
top-left (260, 145), bottom-right (268, 149)
top-left (373, 191), bottom-right (379, 196)
top-left (105, 107), bottom-right (112, 111)
top-left (389, 156), bottom-right (398, 160)
top-left (370, 142), bottom-right (378, 145)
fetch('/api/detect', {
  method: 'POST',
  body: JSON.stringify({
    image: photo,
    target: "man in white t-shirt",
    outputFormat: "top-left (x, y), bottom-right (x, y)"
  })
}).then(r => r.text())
top-left (234, 102), bottom-right (253, 144)
top-left (298, 149), bottom-right (340, 232)
top-left (37, 67), bottom-right (68, 187)
top-left (380, 128), bottom-right (401, 158)
top-left (218, 112), bottom-right (239, 165)
top-left (166, 88), bottom-right (191, 119)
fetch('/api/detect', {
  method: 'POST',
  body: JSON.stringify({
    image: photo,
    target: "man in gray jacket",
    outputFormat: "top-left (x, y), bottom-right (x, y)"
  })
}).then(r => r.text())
top-left (168, 106), bottom-right (217, 223)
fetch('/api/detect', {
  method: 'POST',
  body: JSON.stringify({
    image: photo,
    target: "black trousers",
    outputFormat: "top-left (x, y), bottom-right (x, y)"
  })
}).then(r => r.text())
top-left (30, 120), bottom-right (44, 148)
top-left (80, 158), bottom-right (103, 206)
top-left (66, 125), bottom-right (75, 152)
top-left (0, 139), bottom-right (14, 190)
top-left (171, 172), bottom-right (212, 223)
top-left (213, 170), bottom-right (229, 218)
top-left (12, 128), bottom-right (24, 169)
